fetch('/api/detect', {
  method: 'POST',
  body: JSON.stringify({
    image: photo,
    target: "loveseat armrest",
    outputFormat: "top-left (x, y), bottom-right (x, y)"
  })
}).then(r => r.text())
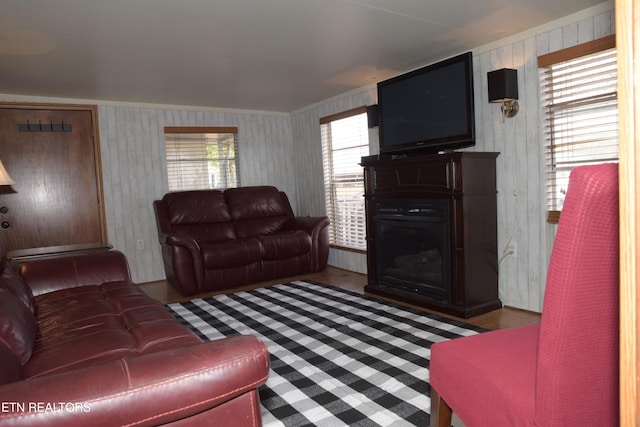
top-left (0, 335), bottom-right (270, 427)
top-left (158, 231), bottom-right (205, 295)
top-left (161, 230), bottom-right (201, 251)
top-left (283, 216), bottom-right (330, 235)
top-left (284, 216), bottom-right (330, 271)
top-left (18, 251), bottom-right (132, 297)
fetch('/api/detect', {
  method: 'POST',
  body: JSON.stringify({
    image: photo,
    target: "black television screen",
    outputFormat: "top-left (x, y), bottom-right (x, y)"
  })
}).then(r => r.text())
top-left (377, 52), bottom-right (475, 155)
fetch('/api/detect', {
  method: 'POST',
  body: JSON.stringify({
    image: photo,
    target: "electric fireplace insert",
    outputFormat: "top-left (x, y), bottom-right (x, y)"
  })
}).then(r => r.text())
top-left (375, 199), bottom-right (451, 303)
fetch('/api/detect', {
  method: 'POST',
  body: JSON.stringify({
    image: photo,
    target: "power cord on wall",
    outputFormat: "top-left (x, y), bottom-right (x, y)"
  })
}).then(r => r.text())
top-left (497, 109), bottom-right (519, 267)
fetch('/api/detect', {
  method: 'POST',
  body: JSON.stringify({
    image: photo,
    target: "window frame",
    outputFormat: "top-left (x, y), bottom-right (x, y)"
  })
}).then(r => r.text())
top-left (163, 126), bottom-right (240, 192)
top-left (320, 106), bottom-right (369, 253)
top-left (538, 35), bottom-right (617, 223)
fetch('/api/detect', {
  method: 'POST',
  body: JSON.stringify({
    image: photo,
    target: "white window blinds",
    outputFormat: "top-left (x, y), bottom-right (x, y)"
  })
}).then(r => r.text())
top-left (320, 107), bottom-right (369, 252)
top-left (164, 127), bottom-right (240, 192)
top-left (538, 35), bottom-right (618, 223)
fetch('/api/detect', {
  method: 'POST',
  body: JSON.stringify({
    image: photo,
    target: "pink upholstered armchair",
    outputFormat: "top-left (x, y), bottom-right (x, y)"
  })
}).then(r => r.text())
top-left (429, 163), bottom-right (619, 426)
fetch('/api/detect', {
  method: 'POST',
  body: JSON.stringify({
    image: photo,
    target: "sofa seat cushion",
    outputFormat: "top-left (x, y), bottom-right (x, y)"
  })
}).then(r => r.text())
top-left (257, 231), bottom-right (311, 260)
top-left (24, 281), bottom-right (201, 379)
top-left (173, 223), bottom-right (237, 244)
top-left (201, 238), bottom-right (263, 269)
top-left (430, 324), bottom-right (539, 426)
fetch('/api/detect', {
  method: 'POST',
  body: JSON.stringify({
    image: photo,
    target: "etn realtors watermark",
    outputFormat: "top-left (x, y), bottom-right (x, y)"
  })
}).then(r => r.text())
top-left (1, 401), bottom-right (91, 413)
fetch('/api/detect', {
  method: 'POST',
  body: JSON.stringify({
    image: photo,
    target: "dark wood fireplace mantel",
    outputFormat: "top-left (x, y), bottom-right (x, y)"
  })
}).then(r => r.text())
top-left (361, 151), bottom-right (502, 318)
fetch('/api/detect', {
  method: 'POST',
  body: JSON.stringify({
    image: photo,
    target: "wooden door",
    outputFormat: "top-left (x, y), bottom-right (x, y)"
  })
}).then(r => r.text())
top-left (0, 105), bottom-right (106, 252)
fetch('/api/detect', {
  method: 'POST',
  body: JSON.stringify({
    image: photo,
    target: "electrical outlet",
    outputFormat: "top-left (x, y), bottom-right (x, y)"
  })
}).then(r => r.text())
top-left (137, 239), bottom-right (145, 250)
top-left (508, 241), bottom-right (517, 257)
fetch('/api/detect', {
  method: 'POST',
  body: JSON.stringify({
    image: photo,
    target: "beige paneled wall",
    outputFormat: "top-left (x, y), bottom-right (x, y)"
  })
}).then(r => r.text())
top-left (291, 89), bottom-right (377, 274)
top-left (290, 2), bottom-right (615, 311)
top-left (471, 5), bottom-right (615, 311)
top-left (97, 105), bottom-right (294, 283)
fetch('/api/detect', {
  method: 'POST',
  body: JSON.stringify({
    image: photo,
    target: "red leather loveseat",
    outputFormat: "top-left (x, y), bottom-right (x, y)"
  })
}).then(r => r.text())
top-left (0, 249), bottom-right (270, 426)
top-left (154, 185), bottom-right (330, 296)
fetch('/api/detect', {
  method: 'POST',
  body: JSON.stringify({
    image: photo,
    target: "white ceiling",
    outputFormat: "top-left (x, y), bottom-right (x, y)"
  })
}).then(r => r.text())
top-left (0, 0), bottom-right (606, 112)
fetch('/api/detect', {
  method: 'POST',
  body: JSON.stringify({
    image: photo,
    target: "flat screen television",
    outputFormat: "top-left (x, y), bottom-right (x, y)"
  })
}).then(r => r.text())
top-left (377, 52), bottom-right (475, 155)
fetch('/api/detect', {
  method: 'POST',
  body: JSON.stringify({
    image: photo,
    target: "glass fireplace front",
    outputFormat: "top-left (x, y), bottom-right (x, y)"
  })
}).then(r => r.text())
top-left (374, 199), bottom-right (451, 302)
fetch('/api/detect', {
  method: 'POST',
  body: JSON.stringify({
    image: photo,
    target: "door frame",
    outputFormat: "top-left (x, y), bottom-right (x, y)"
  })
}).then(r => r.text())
top-left (0, 102), bottom-right (108, 246)
top-left (614, 0), bottom-right (639, 423)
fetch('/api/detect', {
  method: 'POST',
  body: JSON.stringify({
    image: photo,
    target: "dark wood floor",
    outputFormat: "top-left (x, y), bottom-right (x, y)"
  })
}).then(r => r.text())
top-left (140, 266), bottom-right (540, 331)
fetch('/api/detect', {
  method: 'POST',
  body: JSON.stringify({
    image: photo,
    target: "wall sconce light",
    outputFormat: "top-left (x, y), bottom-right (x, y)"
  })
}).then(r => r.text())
top-left (488, 68), bottom-right (519, 118)
top-left (0, 160), bottom-right (15, 186)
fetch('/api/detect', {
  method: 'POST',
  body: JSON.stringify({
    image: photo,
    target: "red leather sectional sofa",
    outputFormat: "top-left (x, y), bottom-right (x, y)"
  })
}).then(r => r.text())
top-left (0, 250), bottom-right (269, 426)
top-left (154, 185), bottom-right (330, 296)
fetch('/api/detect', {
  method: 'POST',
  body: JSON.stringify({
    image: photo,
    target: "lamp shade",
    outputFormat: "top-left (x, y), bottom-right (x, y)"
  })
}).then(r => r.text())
top-left (487, 68), bottom-right (518, 102)
top-left (0, 160), bottom-right (15, 185)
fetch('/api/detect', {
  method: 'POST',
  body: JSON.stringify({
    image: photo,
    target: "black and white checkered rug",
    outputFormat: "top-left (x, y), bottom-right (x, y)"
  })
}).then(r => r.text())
top-left (166, 280), bottom-right (485, 426)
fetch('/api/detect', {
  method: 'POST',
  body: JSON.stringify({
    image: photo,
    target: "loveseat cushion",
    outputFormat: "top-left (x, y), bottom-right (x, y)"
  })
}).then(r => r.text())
top-left (225, 186), bottom-right (293, 237)
top-left (0, 288), bottom-right (37, 366)
top-left (258, 230), bottom-right (311, 260)
top-left (201, 238), bottom-right (262, 269)
top-left (164, 190), bottom-right (231, 224)
top-left (24, 281), bottom-right (201, 379)
top-left (163, 190), bottom-right (237, 243)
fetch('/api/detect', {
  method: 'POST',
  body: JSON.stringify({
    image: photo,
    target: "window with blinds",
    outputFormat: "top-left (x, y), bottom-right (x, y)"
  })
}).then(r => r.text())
top-left (164, 127), bottom-right (240, 192)
top-left (538, 35), bottom-right (618, 223)
top-left (320, 107), bottom-right (369, 252)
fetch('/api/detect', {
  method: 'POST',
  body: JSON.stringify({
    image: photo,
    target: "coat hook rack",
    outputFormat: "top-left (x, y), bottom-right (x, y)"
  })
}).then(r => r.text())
top-left (18, 119), bottom-right (72, 132)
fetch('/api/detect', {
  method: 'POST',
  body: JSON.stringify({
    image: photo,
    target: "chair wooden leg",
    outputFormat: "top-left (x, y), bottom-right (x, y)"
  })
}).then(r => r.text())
top-left (430, 388), bottom-right (453, 427)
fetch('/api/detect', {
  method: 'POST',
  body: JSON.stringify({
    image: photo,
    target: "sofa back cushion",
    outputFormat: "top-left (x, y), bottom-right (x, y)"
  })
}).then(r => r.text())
top-left (225, 186), bottom-right (293, 237)
top-left (0, 261), bottom-right (35, 314)
top-left (0, 288), bottom-right (36, 366)
top-left (162, 190), bottom-right (236, 242)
